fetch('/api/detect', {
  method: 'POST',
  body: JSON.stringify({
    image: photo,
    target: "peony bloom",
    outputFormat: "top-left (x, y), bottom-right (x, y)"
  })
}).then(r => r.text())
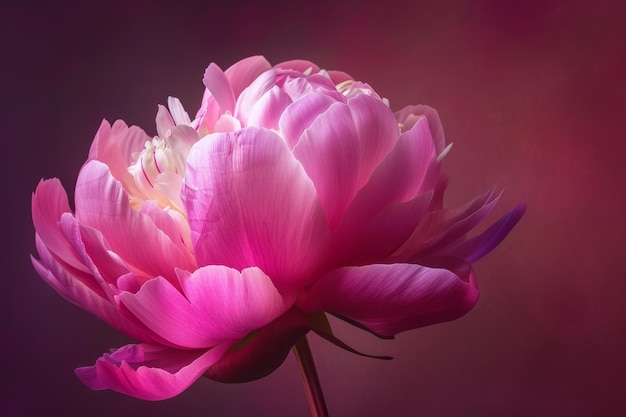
top-left (31, 56), bottom-right (524, 400)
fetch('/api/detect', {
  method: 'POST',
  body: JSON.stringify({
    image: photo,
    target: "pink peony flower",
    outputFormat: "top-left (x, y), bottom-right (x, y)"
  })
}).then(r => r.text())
top-left (31, 56), bottom-right (524, 400)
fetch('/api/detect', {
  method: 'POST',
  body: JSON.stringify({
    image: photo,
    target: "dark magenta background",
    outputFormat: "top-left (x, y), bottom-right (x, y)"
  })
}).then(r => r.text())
top-left (2, 1), bottom-right (625, 416)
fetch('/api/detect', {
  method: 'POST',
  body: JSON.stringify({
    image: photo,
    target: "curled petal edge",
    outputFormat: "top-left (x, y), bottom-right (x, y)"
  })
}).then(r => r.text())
top-left (75, 343), bottom-right (231, 401)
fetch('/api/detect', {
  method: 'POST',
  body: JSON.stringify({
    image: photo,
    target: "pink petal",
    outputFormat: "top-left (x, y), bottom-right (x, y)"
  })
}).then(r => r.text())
top-left (234, 69), bottom-right (277, 125)
top-left (87, 119), bottom-right (152, 187)
top-left (225, 55), bottom-right (272, 98)
top-left (246, 85), bottom-right (293, 130)
top-left (155, 104), bottom-right (175, 138)
top-left (339, 116), bottom-right (439, 230)
top-left (118, 266), bottom-right (292, 348)
top-left (32, 178), bottom-right (86, 273)
top-left (274, 59), bottom-right (321, 73)
top-left (182, 127), bottom-right (329, 292)
top-left (74, 160), bottom-right (196, 282)
top-left (300, 263), bottom-right (479, 337)
top-left (205, 308), bottom-right (311, 382)
top-left (326, 69), bottom-right (353, 84)
top-left (345, 94), bottom-right (401, 190)
top-left (395, 105), bottom-right (446, 155)
top-left (75, 343), bottom-right (230, 400)
top-left (32, 234), bottom-right (161, 344)
top-left (167, 96), bottom-right (192, 126)
top-left (203, 63), bottom-right (236, 114)
top-left (292, 102), bottom-right (361, 229)
top-left (59, 213), bottom-right (127, 290)
top-left (332, 192), bottom-right (434, 266)
top-left (291, 95), bottom-right (399, 229)
top-left (278, 92), bottom-right (337, 149)
top-left (393, 187), bottom-right (499, 260)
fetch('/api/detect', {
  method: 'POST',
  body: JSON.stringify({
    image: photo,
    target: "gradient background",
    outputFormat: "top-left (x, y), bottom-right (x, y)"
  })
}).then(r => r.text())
top-left (2, 0), bottom-right (625, 416)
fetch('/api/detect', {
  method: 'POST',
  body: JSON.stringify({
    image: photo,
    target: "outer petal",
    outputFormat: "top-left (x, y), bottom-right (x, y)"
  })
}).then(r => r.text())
top-left (393, 187), bottom-right (499, 261)
top-left (204, 308), bottom-right (311, 383)
top-left (75, 343), bottom-right (230, 401)
top-left (32, 178), bottom-right (87, 273)
top-left (32, 234), bottom-right (161, 344)
top-left (435, 203), bottom-right (526, 263)
top-left (74, 160), bottom-right (196, 282)
top-left (182, 127), bottom-right (329, 291)
top-left (300, 263), bottom-right (479, 337)
top-left (118, 266), bottom-right (292, 349)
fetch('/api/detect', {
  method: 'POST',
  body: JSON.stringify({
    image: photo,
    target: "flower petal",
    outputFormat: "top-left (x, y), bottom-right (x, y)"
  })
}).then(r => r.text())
top-left (393, 187), bottom-right (499, 260)
top-left (87, 119), bottom-right (151, 187)
top-left (292, 102), bottom-right (361, 228)
top-left (274, 59), bottom-right (320, 73)
top-left (118, 266), bottom-right (292, 348)
top-left (234, 69), bottom-right (277, 125)
top-left (300, 263), bottom-right (479, 337)
top-left (32, 178), bottom-right (86, 273)
top-left (395, 105), bottom-right (446, 155)
top-left (75, 343), bottom-right (230, 400)
top-left (202, 63), bottom-right (236, 114)
top-left (155, 104), bottom-right (175, 138)
top-left (337, 116), bottom-right (439, 234)
top-left (182, 127), bottom-right (329, 291)
top-left (246, 85), bottom-right (293, 130)
top-left (436, 202), bottom-right (526, 263)
top-left (225, 55), bottom-right (272, 98)
top-left (74, 160), bottom-right (196, 282)
top-left (32, 233), bottom-right (161, 344)
top-left (346, 94), bottom-right (400, 189)
top-left (278, 91), bottom-right (337, 149)
top-left (167, 96), bottom-right (192, 126)
top-left (204, 308), bottom-right (311, 382)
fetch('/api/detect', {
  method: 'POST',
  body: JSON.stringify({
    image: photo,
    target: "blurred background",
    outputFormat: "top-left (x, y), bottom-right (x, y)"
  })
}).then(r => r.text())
top-left (1, 0), bottom-right (624, 416)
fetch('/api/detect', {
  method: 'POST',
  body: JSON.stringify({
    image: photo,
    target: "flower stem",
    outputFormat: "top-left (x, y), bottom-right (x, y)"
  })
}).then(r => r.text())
top-left (293, 335), bottom-right (329, 417)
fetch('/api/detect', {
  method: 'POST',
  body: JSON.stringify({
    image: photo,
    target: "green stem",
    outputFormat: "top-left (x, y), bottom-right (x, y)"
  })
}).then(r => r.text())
top-left (293, 335), bottom-right (329, 417)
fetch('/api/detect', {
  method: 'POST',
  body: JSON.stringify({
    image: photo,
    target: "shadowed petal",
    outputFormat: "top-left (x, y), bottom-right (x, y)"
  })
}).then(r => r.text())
top-left (204, 308), bottom-right (311, 382)
top-left (333, 116), bottom-right (440, 249)
top-left (75, 343), bottom-right (230, 400)
top-left (300, 263), bottom-right (479, 337)
top-left (435, 203), bottom-right (526, 263)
